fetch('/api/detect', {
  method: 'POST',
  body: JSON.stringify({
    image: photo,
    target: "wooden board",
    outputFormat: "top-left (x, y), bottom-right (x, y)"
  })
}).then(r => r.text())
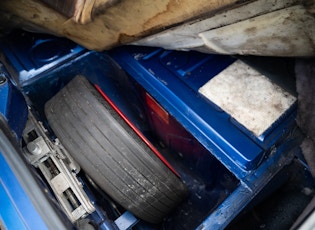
top-left (0, 0), bottom-right (246, 51)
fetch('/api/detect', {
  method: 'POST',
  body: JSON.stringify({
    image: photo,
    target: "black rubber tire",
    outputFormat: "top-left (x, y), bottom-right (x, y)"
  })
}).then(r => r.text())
top-left (45, 75), bottom-right (187, 223)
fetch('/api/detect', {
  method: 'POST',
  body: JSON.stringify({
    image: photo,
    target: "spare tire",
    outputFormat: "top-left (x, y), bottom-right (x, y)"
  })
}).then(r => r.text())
top-left (45, 75), bottom-right (187, 223)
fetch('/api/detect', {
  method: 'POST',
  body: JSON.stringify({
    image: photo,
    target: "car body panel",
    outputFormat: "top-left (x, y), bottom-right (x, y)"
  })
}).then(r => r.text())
top-left (0, 31), bottom-right (310, 229)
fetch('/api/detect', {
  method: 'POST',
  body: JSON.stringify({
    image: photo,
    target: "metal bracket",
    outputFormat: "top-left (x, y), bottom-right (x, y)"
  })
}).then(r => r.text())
top-left (22, 108), bottom-right (95, 222)
top-left (114, 211), bottom-right (139, 230)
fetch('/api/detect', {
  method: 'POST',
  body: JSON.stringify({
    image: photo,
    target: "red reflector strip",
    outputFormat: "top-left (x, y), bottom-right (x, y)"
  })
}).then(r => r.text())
top-left (95, 85), bottom-right (180, 178)
top-left (145, 93), bottom-right (169, 124)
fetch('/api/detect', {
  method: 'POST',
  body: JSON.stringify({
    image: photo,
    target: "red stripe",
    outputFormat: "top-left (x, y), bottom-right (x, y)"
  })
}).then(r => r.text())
top-left (95, 85), bottom-right (180, 178)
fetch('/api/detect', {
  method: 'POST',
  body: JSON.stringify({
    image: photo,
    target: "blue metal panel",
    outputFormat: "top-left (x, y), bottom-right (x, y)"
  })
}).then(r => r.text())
top-left (0, 183), bottom-right (27, 230)
top-left (114, 211), bottom-right (139, 230)
top-left (197, 128), bottom-right (302, 229)
top-left (0, 31), bottom-right (85, 87)
top-left (0, 153), bottom-right (48, 230)
top-left (109, 46), bottom-right (266, 178)
top-left (0, 74), bottom-right (9, 116)
top-left (0, 30), bottom-right (301, 229)
top-left (0, 65), bottom-right (28, 139)
top-left (109, 46), bottom-right (298, 178)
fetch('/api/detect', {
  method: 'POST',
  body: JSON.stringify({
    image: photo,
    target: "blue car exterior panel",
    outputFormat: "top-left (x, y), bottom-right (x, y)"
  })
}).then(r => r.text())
top-left (0, 153), bottom-right (48, 230)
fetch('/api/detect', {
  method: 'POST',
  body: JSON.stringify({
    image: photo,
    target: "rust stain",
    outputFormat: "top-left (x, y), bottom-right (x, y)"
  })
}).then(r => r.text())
top-left (117, 32), bottom-right (138, 45)
top-left (243, 36), bottom-right (296, 56)
top-left (143, 0), bottom-right (241, 31)
top-left (245, 26), bottom-right (257, 35)
top-left (143, 1), bottom-right (175, 30)
top-left (272, 103), bottom-right (283, 111)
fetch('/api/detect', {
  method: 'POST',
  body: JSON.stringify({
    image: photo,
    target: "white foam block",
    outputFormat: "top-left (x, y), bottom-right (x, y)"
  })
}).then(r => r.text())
top-left (199, 60), bottom-right (296, 136)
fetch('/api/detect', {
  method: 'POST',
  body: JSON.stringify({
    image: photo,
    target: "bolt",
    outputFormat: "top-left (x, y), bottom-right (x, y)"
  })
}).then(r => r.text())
top-left (27, 141), bottom-right (42, 155)
top-left (0, 75), bottom-right (7, 85)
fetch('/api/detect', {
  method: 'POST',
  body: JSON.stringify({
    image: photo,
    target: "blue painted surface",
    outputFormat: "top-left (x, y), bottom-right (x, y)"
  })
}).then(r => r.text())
top-left (108, 46), bottom-right (301, 229)
top-left (0, 153), bottom-right (48, 230)
top-left (110, 47), bottom-right (262, 177)
top-left (0, 59), bottom-right (45, 230)
top-left (114, 211), bottom-right (139, 230)
top-left (6, 43), bottom-right (238, 228)
top-left (197, 129), bottom-right (302, 229)
top-left (0, 183), bottom-right (27, 230)
top-left (0, 75), bottom-right (9, 117)
top-left (0, 31), bottom-right (85, 87)
top-left (0, 65), bottom-right (28, 139)
top-left (109, 46), bottom-right (298, 178)
top-left (0, 31), bottom-right (302, 229)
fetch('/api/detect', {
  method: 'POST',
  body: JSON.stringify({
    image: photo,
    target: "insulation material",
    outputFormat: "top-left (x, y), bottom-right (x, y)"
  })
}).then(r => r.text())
top-left (199, 60), bottom-right (296, 136)
top-left (199, 5), bottom-right (315, 57)
top-left (132, 0), bottom-right (299, 51)
top-left (134, 2), bottom-right (315, 57)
